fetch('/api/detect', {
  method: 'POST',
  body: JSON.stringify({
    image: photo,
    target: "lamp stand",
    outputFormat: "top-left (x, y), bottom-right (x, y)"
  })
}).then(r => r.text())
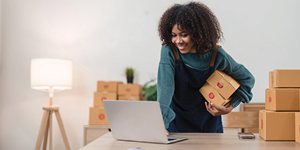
top-left (34, 107), bottom-right (70, 150)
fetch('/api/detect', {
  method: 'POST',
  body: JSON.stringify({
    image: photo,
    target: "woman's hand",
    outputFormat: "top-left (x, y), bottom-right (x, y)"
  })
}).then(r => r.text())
top-left (166, 130), bottom-right (169, 136)
top-left (205, 101), bottom-right (234, 116)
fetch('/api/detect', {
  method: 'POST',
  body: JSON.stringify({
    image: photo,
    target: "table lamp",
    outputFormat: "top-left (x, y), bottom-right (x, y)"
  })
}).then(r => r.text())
top-left (31, 58), bottom-right (72, 150)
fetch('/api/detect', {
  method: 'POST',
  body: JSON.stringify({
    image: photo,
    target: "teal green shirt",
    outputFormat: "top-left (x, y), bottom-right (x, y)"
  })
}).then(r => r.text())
top-left (157, 45), bottom-right (255, 129)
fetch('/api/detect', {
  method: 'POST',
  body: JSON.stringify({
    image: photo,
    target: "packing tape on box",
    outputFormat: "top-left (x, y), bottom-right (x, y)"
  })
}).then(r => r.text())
top-left (223, 75), bottom-right (233, 83)
top-left (101, 91), bottom-right (109, 94)
top-left (215, 79), bottom-right (228, 89)
top-left (125, 95), bottom-right (137, 100)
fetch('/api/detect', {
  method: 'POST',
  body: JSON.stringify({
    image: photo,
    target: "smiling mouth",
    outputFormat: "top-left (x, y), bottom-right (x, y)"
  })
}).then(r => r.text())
top-left (177, 44), bottom-right (187, 50)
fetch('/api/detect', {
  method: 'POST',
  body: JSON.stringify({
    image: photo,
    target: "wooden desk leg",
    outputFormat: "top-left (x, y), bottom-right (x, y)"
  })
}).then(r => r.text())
top-left (55, 110), bottom-right (71, 150)
top-left (35, 110), bottom-right (50, 150)
top-left (42, 111), bottom-right (51, 150)
top-left (49, 112), bottom-right (53, 150)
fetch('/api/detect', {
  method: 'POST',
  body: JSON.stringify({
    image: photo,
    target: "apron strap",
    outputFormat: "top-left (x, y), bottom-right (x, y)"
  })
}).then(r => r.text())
top-left (171, 44), bottom-right (179, 60)
top-left (171, 44), bottom-right (220, 64)
top-left (210, 45), bottom-right (220, 67)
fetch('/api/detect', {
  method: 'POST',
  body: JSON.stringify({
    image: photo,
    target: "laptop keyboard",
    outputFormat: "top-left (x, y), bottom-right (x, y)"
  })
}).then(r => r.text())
top-left (168, 138), bottom-right (176, 141)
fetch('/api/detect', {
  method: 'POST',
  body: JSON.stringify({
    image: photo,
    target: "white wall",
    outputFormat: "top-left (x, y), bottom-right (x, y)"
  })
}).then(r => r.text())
top-left (0, 0), bottom-right (2, 67)
top-left (1, 0), bottom-right (300, 149)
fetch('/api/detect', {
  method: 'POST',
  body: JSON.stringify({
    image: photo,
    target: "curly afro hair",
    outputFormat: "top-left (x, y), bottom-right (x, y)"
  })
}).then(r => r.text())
top-left (158, 2), bottom-right (223, 56)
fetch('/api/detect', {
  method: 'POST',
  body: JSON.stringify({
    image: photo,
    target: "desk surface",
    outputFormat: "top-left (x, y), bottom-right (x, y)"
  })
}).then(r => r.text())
top-left (80, 132), bottom-right (300, 150)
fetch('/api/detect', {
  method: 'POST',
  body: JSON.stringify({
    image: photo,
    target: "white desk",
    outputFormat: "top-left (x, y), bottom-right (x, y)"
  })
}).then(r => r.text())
top-left (80, 132), bottom-right (300, 150)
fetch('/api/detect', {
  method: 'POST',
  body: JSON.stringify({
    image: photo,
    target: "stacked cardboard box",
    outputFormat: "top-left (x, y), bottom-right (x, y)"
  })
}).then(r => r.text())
top-left (259, 110), bottom-right (295, 141)
top-left (295, 112), bottom-right (300, 144)
top-left (199, 70), bottom-right (240, 107)
top-left (89, 81), bottom-right (122, 125)
top-left (260, 69), bottom-right (300, 141)
top-left (117, 84), bottom-right (143, 100)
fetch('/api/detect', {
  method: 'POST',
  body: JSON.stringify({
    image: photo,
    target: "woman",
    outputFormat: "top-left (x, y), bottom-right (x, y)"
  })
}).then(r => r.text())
top-left (157, 2), bottom-right (255, 134)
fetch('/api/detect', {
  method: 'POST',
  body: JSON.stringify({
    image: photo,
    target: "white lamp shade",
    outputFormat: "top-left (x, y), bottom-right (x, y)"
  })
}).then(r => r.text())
top-left (31, 58), bottom-right (73, 92)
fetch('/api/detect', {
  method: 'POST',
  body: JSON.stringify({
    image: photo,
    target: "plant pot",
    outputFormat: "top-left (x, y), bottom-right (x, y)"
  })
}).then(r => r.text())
top-left (127, 77), bottom-right (134, 84)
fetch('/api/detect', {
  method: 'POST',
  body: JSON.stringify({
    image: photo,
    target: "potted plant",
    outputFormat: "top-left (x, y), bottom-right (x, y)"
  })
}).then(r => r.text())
top-left (125, 67), bottom-right (135, 83)
top-left (142, 79), bottom-right (157, 101)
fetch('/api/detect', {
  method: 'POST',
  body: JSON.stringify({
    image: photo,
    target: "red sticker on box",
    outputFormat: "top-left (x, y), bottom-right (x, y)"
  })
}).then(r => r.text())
top-left (269, 97), bottom-right (271, 102)
top-left (104, 85), bottom-right (109, 89)
top-left (261, 119), bottom-right (263, 129)
top-left (209, 92), bottom-right (215, 99)
top-left (126, 88), bottom-right (131, 92)
top-left (101, 97), bottom-right (107, 101)
top-left (217, 82), bottom-right (223, 88)
top-left (99, 113), bottom-right (105, 120)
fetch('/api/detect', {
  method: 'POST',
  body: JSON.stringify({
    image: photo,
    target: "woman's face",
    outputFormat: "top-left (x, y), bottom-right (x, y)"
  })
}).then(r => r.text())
top-left (171, 24), bottom-right (196, 54)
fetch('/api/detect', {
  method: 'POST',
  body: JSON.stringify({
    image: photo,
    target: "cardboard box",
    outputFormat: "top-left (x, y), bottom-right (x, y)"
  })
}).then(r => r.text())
top-left (118, 84), bottom-right (142, 95)
top-left (265, 88), bottom-right (300, 111)
top-left (199, 83), bottom-right (231, 106)
top-left (89, 107), bottom-right (109, 125)
top-left (206, 70), bottom-right (240, 99)
top-left (269, 71), bottom-right (273, 88)
top-left (296, 112), bottom-right (300, 144)
top-left (94, 92), bottom-right (117, 107)
top-left (97, 81), bottom-right (122, 92)
top-left (259, 110), bottom-right (295, 141)
top-left (265, 89), bottom-right (270, 110)
top-left (118, 94), bottom-right (142, 101)
top-left (269, 70), bottom-right (300, 88)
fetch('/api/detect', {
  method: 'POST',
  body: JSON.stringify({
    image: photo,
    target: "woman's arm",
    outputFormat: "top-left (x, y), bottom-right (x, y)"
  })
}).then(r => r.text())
top-left (157, 46), bottom-right (176, 129)
top-left (205, 102), bottom-right (234, 116)
top-left (214, 47), bottom-right (255, 109)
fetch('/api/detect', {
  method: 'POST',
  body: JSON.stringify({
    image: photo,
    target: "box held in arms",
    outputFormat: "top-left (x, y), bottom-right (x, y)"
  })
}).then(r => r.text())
top-left (199, 70), bottom-right (240, 107)
top-left (200, 83), bottom-right (231, 107)
top-left (206, 70), bottom-right (240, 99)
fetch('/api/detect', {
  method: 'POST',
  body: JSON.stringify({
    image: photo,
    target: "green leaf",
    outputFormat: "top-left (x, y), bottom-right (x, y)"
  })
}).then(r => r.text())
top-left (142, 79), bottom-right (157, 101)
top-left (125, 67), bottom-right (134, 77)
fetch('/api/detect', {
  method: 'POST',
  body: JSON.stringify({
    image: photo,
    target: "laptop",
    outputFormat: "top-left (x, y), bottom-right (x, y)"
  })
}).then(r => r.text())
top-left (102, 100), bottom-right (187, 144)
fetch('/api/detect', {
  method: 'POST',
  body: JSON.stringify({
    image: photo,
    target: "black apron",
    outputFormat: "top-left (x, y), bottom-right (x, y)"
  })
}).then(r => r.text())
top-left (167, 45), bottom-right (223, 133)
